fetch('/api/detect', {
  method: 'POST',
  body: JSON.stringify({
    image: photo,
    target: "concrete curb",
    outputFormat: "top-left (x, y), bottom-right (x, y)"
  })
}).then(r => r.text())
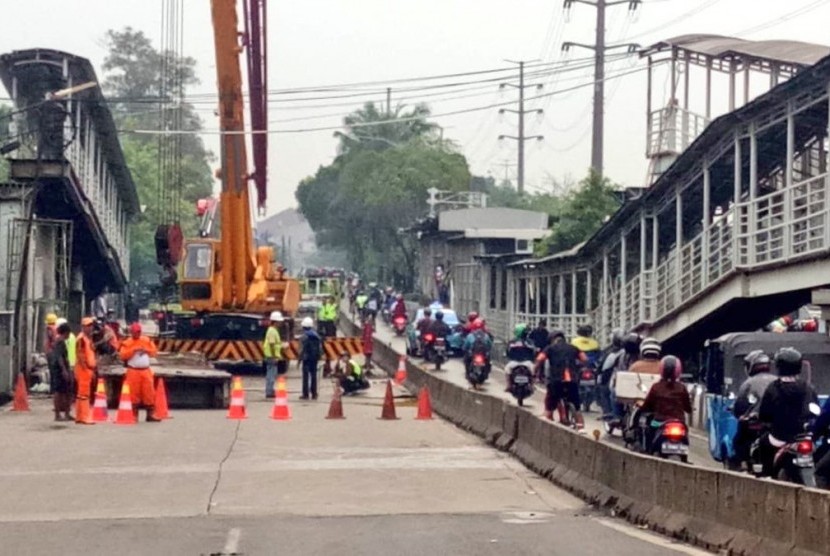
top-left (339, 311), bottom-right (828, 555)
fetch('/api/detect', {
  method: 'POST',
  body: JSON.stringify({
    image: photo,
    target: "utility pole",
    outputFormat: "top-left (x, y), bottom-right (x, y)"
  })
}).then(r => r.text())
top-left (562, 0), bottom-right (641, 175)
top-left (496, 159), bottom-right (517, 184)
top-left (386, 87), bottom-right (392, 116)
top-left (499, 60), bottom-right (544, 195)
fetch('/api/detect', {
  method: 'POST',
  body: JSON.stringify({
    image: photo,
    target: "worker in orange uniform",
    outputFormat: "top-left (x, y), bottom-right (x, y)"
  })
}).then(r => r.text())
top-left (119, 323), bottom-right (161, 422)
top-left (74, 317), bottom-right (98, 423)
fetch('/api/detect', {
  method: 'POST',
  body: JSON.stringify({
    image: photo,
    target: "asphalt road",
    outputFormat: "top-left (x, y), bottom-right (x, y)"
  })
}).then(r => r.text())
top-left (0, 370), bottom-right (709, 555)
top-left (368, 316), bottom-right (720, 470)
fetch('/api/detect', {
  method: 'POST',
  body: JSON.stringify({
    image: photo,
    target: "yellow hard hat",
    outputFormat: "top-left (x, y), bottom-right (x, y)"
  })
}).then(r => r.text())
top-left (45, 313), bottom-right (58, 325)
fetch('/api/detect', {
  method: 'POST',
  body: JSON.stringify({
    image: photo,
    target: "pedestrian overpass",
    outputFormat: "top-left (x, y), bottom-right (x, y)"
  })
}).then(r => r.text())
top-left (464, 41), bottom-right (830, 354)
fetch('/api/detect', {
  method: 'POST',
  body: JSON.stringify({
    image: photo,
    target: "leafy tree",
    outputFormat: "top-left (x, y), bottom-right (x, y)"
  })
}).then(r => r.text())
top-left (536, 169), bottom-right (620, 255)
top-left (296, 103), bottom-right (469, 290)
top-left (102, 27), bottom-right (213, 282)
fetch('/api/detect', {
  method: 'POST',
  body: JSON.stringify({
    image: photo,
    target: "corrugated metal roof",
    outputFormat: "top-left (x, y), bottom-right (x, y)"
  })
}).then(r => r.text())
top-left (438, 207), bottom-right (548, 232)
top-left (642, 34), bottom-right (830, 67)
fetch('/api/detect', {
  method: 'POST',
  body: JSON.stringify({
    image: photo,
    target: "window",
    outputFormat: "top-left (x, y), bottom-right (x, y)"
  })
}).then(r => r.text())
top-left (518, 278), bottom-right (527, 313)
top-left (183, 243), bottom-right (213, 280)
top-left (489, 266), bottom-right (497, 309)
top-left (539, 277), bottom-right (549, 315)
top-left (499, 267), bottom-right (508, 310)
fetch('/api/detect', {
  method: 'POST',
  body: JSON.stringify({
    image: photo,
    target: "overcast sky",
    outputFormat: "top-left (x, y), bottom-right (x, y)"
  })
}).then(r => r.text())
top-left (2, 0), bottom-right (829, 217)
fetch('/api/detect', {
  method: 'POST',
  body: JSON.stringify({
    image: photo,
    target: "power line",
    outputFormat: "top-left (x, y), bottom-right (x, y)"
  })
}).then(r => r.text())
top-left (734, 0), bottom-right (829, 37)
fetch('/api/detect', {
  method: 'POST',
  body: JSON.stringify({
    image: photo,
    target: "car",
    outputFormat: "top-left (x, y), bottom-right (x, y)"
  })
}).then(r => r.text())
top-left (405, 304), bottom-right (461, 357)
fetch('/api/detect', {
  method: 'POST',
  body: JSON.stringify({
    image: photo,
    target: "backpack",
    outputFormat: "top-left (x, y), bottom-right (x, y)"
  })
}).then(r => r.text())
top-left (303, 331), bottom-right (322, 362)
top-left (470, 331), bottom-right (489, 355)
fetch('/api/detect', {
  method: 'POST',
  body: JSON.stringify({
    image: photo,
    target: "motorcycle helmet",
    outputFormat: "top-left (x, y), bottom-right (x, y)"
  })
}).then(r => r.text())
top-left (471, 318), bottom-right (484, 331)
top-left (576, 324), bottom-right (593, 338)
top-left (640, 337), bottom-right (662, 359)
top-left (513, 323), bottom-right (528, 340)
top-left (659, 355), bottom-right (682, 381)
top-left (467, 311), bottom-right (479, 323)
top-left (301, 317), bottom-right (314, 329)
top-left (743, 350), bottom-right (771, 377)
top-left (774, 347), bottom-right (802, 376)
top-left (549, 328), bottom-right (566, 342)
top-left (611, 329), bottom-right (624, 349)
top-left (623, 333), bottom-right (641, 355)
top-left (435, 311), bottom-right (444, 321)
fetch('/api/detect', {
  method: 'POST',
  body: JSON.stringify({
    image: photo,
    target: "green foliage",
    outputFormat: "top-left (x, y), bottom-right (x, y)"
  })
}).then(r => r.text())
top-left (296, 103), bottom-right (469, 289)
top-left (103, 27), bottom-right (213, 282)
top-left (536, 169), bottom-right (621, 255)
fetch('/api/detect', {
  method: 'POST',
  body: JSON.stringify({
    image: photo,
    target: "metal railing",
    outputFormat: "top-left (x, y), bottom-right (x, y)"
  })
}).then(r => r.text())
top-left (647, 106), bottom-right (710, 157)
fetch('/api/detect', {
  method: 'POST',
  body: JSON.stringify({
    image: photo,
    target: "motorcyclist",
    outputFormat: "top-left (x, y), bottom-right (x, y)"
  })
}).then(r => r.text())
top-left (541, 329), bottom-right (586, 429)
top-left (628, 337), bottom-right (662, 374)
top-left (597, 329), bottom-right (624, 418)
top-left (639, 355), bottom-right (692, 450)
top-left (426, 310), bottom-right (451, 340)
top-left (756, 347), bottom-right (819, 476)
top-left (731, 350), bottom-right (776, 468)
top-left (504, 323), bottom-right (535, 391)
top-left (463, 318), bottom-right (492, 376)
top-left (528, 319), bottom-right (550, 351)
top-left (616, 333), bottom-right (641, 372)
top-left (392, 294), bottom-right (408, 320)
top-left (571, 324), bottom-right (601, 368)
top-left (415, 307), bottom-right (433, 352)
top-left (462, 311), bottom-right (479, 335)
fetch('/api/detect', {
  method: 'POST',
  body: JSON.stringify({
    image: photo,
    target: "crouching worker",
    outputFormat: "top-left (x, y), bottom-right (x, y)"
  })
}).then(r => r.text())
top-left (119, 323), bottom-right (161, 422)
top-left (334, 351), bottom-right (369, 396)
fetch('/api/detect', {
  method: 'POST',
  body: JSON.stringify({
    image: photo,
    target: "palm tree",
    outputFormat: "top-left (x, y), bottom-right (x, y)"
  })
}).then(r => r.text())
top-left (334, 102), bottom-right (437, 155)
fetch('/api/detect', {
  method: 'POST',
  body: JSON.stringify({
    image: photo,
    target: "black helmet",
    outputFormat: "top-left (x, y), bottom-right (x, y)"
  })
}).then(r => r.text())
top-left (611, 329), bottom-right (624, 349)
top-left (659, 355), bottom-right (682, 381)
top-left (744, 350), bottom-right (771, 377)
top-left (623, 333), bottom-right (641, 355)
top-left (435, 311), bottom-right (444, 321)
top-left (550, 328), bottom-right (566, 342)
top-left (577, 324), bottom-right (593, 338)
top-left (775, 347), bottom-right (802, 376)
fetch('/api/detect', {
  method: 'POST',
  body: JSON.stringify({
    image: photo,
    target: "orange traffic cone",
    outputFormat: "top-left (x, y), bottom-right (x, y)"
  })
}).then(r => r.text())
top-left (325, 387), bottom-right (345, 420)
top-left (394, 355), bottom-right (407, 384)
top-left (270, 376), bottom-right (291, 421)
top-left (379, 380), bottom-right (399, 420)
top-left (154, 378), bottom-right (171, 419)
top-left (91, 379), bottom-right (108, 422)
top-left (415, 386), bottom-right (433, 420)
top-left (227, 376), bottom-right (247, 420)
top-left (11, 373), bottom-right (29, 412)
top-left (113, 382), bottom-right (137, 425)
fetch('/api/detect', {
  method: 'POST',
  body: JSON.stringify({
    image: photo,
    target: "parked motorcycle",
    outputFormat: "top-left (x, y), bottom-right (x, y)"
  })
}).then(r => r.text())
top-left (392, 315), bottom-right (407, 337)
top-left (507, 361), bottom-right (535, 407)
top-left (465, 352), bottom-right (489, 389)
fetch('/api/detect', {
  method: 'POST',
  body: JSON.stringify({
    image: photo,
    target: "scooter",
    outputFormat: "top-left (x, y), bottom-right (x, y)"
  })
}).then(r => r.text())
top-left (647, 418), bottom-right (690, 462)
top-left (392, 315), bottom-right (407, 337)
top-left (507, 361), bottom-right (535, 406)
top-left (465, 353), bottom-right (490, 389)
top-left (432, 337), bottom-right (448, 371)
top-left (748, 402), bottom-right (821, 486)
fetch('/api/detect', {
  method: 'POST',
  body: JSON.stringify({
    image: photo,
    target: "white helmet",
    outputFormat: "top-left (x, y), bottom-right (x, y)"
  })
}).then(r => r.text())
top-left (301, 317), bottom-right (314, 329)
top-left (269, 311), bottom-right (284, 322)
top-left (55, 318), bottom-right (68, 327)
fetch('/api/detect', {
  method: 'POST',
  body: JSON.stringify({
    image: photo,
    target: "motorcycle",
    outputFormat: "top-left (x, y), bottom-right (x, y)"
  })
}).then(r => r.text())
top-left (645, 418), bottom-right (690, 462)
top-left (392, 315), bottom-right (407, 337)
top-left (432, 337), bottom-right (448, 371)
top-left (507, 361), bottom-right (535, 406)
top-left (465, 352), bottom-right (490, 389)
top-left (749, 402), bottom-right (821, 486)
top-left (578, 367), bottom-right (598, 412)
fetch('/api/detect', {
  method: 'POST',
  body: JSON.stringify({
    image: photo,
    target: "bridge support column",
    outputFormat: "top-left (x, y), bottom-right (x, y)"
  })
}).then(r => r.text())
top-left (785, 103), bottom-right (795, 260)
top-left (733, 131), bottom-right (742, 267)
top-left (639, 214), bottom-right (647, 325)
top-left (749, 123), bottom-right (758, 265)
top-left (601, 251), bottom-right (609, 335)
top-left (675, 188), bottom-right (683, 304)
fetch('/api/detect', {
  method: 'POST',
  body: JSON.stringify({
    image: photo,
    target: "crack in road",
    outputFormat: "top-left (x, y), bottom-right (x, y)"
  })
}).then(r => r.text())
top-left (207, 420), bottom-right (241, 514)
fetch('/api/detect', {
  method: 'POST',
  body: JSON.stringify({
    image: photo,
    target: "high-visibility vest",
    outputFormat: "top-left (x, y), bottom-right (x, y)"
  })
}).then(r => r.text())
top-left (318, 303), bottom-right (337, 322)
top-left (67, 332), bottom-right (77, 367)
top-left (262, 325), bottom-right (282, 358)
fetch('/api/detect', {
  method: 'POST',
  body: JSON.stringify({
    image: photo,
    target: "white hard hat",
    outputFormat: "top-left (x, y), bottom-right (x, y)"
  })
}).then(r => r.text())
top-left (301, 317), bottom-right (314, 329)
top-left (55, 318), bottom-right (68, 327)
top-left (270, 311), bottom-right (284, 322)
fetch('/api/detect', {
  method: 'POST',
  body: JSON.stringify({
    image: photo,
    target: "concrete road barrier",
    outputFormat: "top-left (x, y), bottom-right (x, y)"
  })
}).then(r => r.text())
top-left (340, 310), bottom-right (829, 555)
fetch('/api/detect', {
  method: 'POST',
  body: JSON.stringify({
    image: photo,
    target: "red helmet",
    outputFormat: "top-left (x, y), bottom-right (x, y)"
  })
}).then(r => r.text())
top-left (803, 319), bottom-right (818, 332)
top-left (471, 318), bottom-right (484, 331)
top-left (467, 311), bottom-right (479, 323)
top-left (129, 322), bottom-right (142, 338)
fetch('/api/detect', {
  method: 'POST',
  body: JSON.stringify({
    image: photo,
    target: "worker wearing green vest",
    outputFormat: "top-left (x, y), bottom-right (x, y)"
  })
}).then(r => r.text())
top-left (263, 311), bottom-right (284, 398)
